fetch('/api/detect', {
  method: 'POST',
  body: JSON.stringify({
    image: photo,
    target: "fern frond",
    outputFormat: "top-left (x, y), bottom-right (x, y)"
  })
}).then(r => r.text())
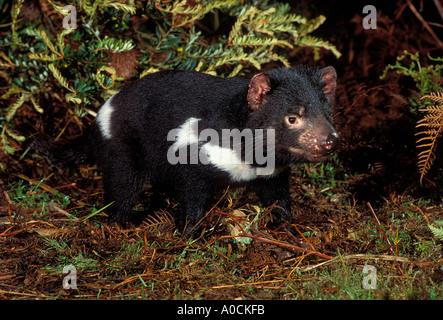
top-left (0, 51), bottom-right (14, 67)
top-left (32, 29), bottom-right (58, 55)
top-left (429, 225), bottom-right (443, 241)
top-left (422, 92), bottom-right (443, 104)
top-left (268, 52), bottom-right (290, 67)
top-left (95, 65), bottom-right (117, 89)
top-left (416, 131), bottom-right (441, 183)
top-left (297, 15), bottom-right (326, 37)
top-left (416, 92), bottom-right (443, 183)
top-left (231, 36), bottom-right (293, 49)
top-left (96, 37), bottom-right (136, 53)
top-left (419, 105), bottom-right (443, 113)
top-left (6, 93), bottom-right (30, 121)
top-left (28, 52), bottom-right (60, 62)
top-left (5, 126), bottom-right (26, 142)
top-left (47, 0), bottom-right (71, 15)
top-left (417, 149), bottom-right (436, 165)
top-left (30, 95), bottom-right (43, 113)
top-left (105, 1), bottom-right (136, 14)
top-left (228, 6), bottom-right (258, 42)
top-left (78, 0), bottom-right (136, 16)
top-left (139, 67), bottom-right (160, 78)
top-left (65, 93), bottom-right (82, 104)
top-left (295, 35), bottom-right (342, 59)
top-left (143, 210), bottom-right (175, 234)
top-left (1, 86), bottom-right (25, 100)
top-left (25, 27), bottom-right (72, 61)
top-left (160, 0), bottom-right (237, 27)
top-left (435, 220), bottom-right (443, 227)
top-left (57, 28), bottom-right (75, 53)
top-left (416, 123), bottom-right (443, 134)
top-left (11, 0), bottom-right (24, 43)
top-left (48, 63), bottom-right (74, 92)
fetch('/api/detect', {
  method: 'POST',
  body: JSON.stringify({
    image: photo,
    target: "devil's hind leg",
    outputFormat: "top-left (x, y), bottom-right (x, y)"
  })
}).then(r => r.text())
top-left (98, 146), bottom-right (147, 226)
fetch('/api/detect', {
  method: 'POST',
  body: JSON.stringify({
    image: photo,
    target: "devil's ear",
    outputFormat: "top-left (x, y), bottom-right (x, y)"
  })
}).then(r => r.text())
top-left (247, 73), bottom-right (271, 111)
top-left (320, 66), bottom-right (337, 102)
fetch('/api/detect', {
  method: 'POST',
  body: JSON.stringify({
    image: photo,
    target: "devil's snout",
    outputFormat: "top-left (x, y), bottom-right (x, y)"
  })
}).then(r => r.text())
top-left (320, 132), bottom-right (339, 152)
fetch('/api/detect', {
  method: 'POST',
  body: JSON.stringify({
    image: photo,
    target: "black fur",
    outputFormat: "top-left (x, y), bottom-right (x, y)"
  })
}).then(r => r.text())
top-left (33, 65), bottom-right (339, 237)
top-left (31, 133), bottom-right (93, 167)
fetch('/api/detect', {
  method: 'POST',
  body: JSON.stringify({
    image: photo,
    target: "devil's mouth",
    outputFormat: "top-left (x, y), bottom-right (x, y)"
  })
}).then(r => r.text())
top-left (287, 147), bottom-right (330, 162)
top-left (308, 153), bottom-right (329, 161)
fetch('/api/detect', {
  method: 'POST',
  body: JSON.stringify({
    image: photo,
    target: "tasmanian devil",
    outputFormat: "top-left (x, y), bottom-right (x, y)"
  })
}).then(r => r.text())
top-left (33, 65), bottom-right (339, 237)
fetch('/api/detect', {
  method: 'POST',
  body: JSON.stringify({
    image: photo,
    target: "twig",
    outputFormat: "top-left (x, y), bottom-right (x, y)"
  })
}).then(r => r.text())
top-left (182, 186), bottom-right (230, 239)
top-left (237, 232), bottom-right (333, 260)
top-left (0, 226), bottom-right (14, 237)
top-left (14, 173), bottom-right (86, 206)
top-left (210, 279), bottom-right (284, 289)
top-left (407, 0), bottom-right (443, 47)
top-left (433, 0), bottom-right (443, 23)
top-left (0, 289), bottom-right (48, 298)
top-left (292, 224), bottom-right (316, 251)
top-left (366, 202), bottom-right (394, 255)
top-left (3, 191), bottom-right (12, 223)
top-left (298, 254), bottom-right (411, 272)
top-left (366, 202), bottom-right (405, 276)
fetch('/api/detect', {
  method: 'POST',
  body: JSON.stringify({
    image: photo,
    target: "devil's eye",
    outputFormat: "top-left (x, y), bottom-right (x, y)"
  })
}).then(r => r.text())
top-left (288, 117), bottom-right (297, 124)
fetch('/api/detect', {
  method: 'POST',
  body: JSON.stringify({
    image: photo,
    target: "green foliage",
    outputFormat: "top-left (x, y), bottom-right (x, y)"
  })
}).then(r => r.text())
top-left (7, 179), bottom-right (71, 219)
top-left (381, 50), bottom-right (443, 182)
top-left (429, 220), bottom-right (443, 241)
top-left (0, 0), bottom-right (340, 155)
top-left (295, 154), bottom-right (351, 198)
top-left (145, 0), bottom-right (340, 75)
top-left (381, 50), bottom-right (443, 112)
top-left (96, 37), bottom-right (136, 53)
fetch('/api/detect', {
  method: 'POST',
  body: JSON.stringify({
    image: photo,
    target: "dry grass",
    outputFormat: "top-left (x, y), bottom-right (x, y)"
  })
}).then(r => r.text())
top-left (1, 166), bottom-right (442, 300)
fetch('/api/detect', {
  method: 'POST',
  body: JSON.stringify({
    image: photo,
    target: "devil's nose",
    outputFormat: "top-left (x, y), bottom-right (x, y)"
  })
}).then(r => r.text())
top-left (320, 132), bottom-right (339, 152)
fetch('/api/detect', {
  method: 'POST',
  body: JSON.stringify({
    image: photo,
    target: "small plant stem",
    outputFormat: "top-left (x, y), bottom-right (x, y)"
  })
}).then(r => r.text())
top-left (366, 202), bottom-right (405, 276)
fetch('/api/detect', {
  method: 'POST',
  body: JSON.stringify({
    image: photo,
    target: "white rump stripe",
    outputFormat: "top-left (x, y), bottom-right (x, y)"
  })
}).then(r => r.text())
top-left (96, 95), bottom-right (115, 139)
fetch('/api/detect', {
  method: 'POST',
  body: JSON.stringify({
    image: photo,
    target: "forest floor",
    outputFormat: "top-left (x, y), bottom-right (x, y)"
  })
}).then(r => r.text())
top-left (1, 1), bottom-right (443, 300)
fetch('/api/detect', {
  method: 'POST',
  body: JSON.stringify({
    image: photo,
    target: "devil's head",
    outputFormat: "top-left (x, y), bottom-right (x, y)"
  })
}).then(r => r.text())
top-left (246, 65), bottom-right (339, 165)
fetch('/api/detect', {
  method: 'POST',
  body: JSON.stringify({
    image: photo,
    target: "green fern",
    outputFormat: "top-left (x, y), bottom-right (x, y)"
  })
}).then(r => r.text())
top-left (382, 51), bottom-right (443, 182)
top-left (381, 50), bottom-right (443, 110)
top-left (428, 224), bottom-right (443, 241)
top-left (0, 0), bottom-right (340, 155)
top-left (5, 93), bottom-right (30, 121)
top-left (96, 37), bottom-right (136, 53)
top-left (146, 0), bottom-right (340, 77)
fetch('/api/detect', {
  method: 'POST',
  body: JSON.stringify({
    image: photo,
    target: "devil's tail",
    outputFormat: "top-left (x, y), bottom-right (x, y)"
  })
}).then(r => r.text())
top-left (31, 131), bottom-right (94, 167)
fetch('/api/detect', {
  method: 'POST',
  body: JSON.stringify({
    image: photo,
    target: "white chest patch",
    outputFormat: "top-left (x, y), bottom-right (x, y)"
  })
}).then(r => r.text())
top-left (170, 117), bottom-right (201, 152)
top-left (201, 142), bottom-right (258, 182)
top-left (168, 117), bottom-right (261, 183)
top-left (96, 94), bottom-right (115, 139)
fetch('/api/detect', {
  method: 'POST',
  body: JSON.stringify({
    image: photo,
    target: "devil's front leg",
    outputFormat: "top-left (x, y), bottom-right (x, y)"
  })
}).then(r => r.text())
top-left (172, 168), bottom-right (213, 238)
top-left (248, 168), bottom-right (293, 228)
